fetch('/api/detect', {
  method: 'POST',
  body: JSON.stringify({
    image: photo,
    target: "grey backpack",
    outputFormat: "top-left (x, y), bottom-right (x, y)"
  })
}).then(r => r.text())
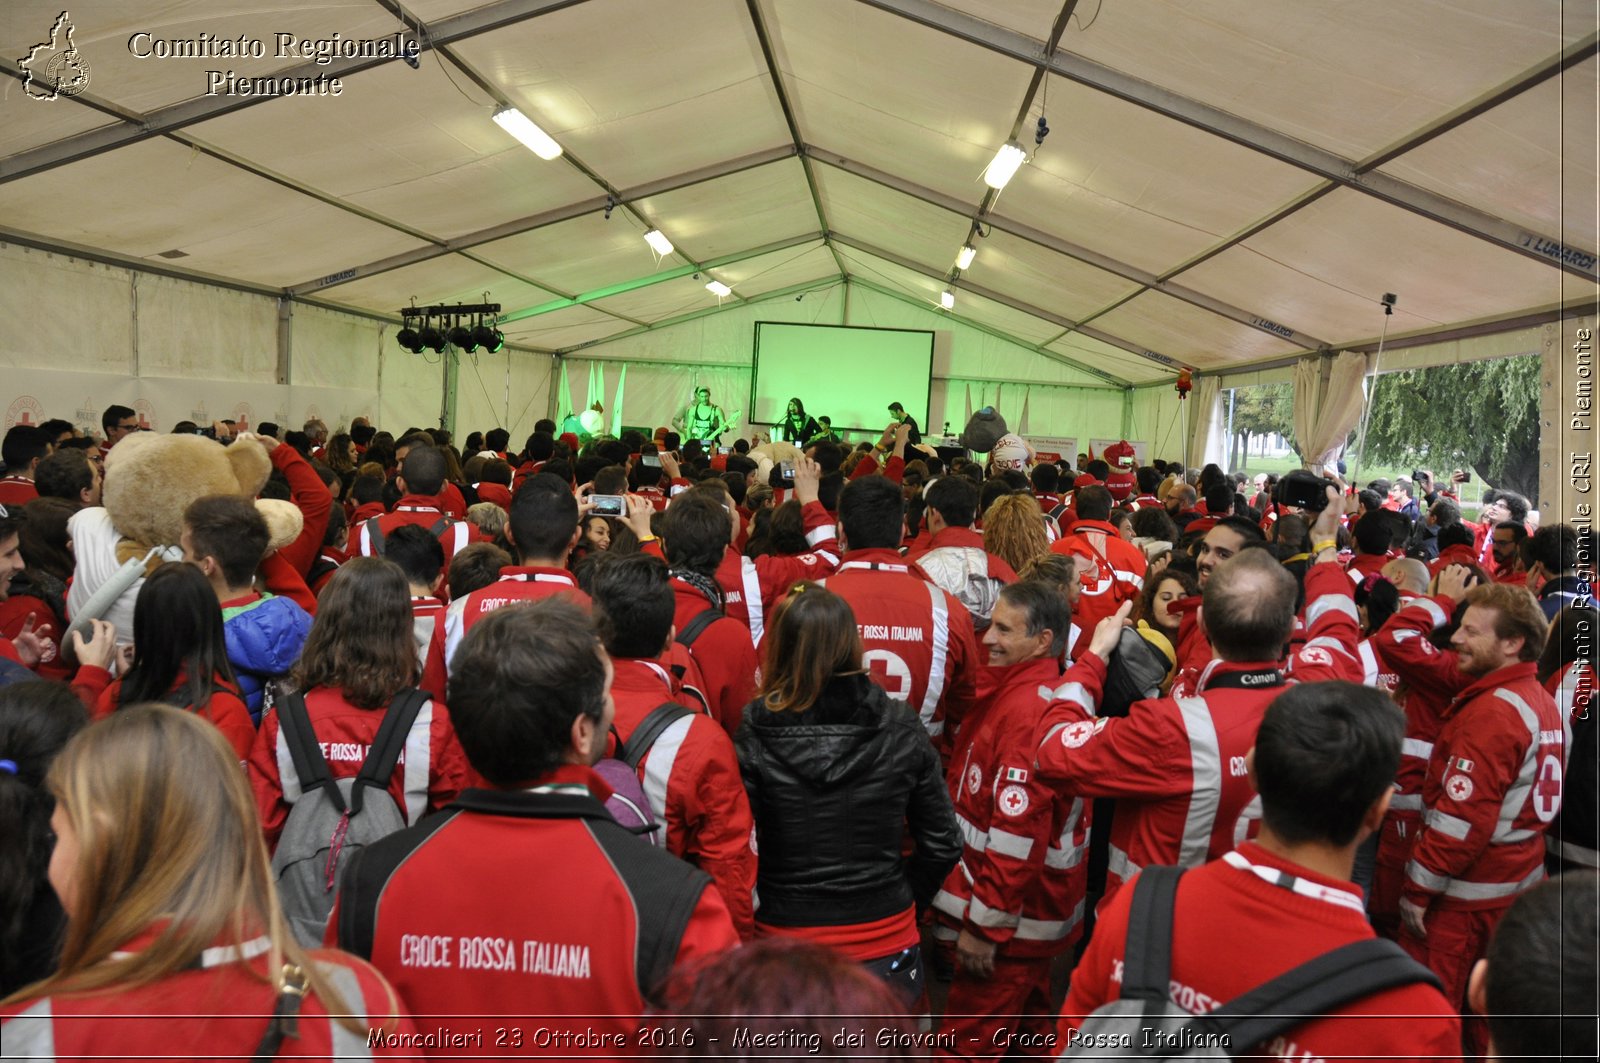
top-left (270, 689), bottom-right (428, 946)
top-left (1063, 865), bottom-right (1440, 1059)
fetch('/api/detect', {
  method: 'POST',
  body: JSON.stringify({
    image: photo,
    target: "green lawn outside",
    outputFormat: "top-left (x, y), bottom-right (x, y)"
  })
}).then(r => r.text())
top-left (1224, 451), bottom-right (1490, 513)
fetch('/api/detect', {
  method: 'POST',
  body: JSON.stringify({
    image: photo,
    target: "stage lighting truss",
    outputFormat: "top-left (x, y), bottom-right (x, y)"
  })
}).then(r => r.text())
top-left (395, 302), bottom-right (504, 355)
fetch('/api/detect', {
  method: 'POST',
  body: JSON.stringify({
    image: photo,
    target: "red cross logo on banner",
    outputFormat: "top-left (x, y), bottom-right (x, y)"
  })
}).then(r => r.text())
top-left (1533, 755), bottom-right (1563, 822)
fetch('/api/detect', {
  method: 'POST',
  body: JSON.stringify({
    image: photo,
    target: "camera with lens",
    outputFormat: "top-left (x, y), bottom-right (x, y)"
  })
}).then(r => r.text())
top-left (1275, 469), bottom-right (1337, 512)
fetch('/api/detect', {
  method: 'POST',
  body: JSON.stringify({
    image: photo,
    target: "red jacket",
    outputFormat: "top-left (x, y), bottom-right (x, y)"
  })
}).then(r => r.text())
top-left (1346, 551), bottom-right (1389, 582)
top-left (1373, 594), bottom-right (1472, 821)
top-left (248, 685), bottom-right (469, 849)
top-left (609, 657), bottom-right (756, 939)
top-left (472, 482), bottom-right (512, 511)
top-left (354, 497), bottom-right (479, 562)
top-left (934, 655), bottom-right (1103, 958)
top-left (1049, 519), bottom-right (1147, 650)
top-left (410, 595), bottom-right (447, 678)
top-left (74, 665), bottom-right (254, 761)
top-left (1059, 843), bottom-right (1461, 1061)
top-left (0, 593), bottom-right (67, 679)
top-left (421, 567), bottom-right (588, 698)
top-left (330, 767), bottom-right (739, 1054)
top-left (436, 481), bottom-right (467, 519)
top-left (0, 932), bottom-right (422, 1060)
top-left (712, 499), bottom-right (840, 643)
top-left (1036, 564), bottom-right (1362, 901)
top-left (0, 475), bottom-right (37, 508)
top-left (819, 549), bottom-right (981, 745)
top-left (847, 452), bottom-right (905, 483)
top-left (1403, 660), bottom-right (1566, 912)
top-left (670, 576), bottom-right (758, 736)
top-left (271, 443), bottom-right (334, 579)
top-left (310, 545), bottom-right (347, 596)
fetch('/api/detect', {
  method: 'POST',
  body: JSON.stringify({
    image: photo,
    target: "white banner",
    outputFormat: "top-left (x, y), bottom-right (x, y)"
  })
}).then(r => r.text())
top-left (3, 369), bottom-right (377, 437)
top-left (1026, 436), bottom-right (1080, 465)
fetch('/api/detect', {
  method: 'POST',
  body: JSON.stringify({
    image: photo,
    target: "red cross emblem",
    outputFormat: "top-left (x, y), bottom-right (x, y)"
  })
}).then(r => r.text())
top-left (1060, 720), bottom-right (1096, 748)
top-left (1445, 774), bottom-right (1474, 802)
top-left (998, 784), bottom-right (1029, 817)
top-left (1533, 755), bottom-right (1563, 822)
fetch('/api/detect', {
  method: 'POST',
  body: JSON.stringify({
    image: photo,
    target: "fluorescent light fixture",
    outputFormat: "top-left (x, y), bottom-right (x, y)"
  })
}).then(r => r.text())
top-left (705, 280), bottom-right (732, 297)
top-left (955, 244), bottom-right (977, 270)
top-left (491, 107), bottom-right (563, 160)
top-left (643, 229), bottom-right (674, 256)
top-left (982, 141), bottom-right (1027, 190)
top-left (940, 289), bottom-right (955, 310)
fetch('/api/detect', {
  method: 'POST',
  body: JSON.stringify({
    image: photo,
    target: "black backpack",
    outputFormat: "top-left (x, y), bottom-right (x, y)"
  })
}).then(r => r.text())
top-left (675, 605), bottom-right (722, 650)
top-left (364, 515), bottom-right (451, 556)
top-left (1062, 865), bottom-right (1442, 1059)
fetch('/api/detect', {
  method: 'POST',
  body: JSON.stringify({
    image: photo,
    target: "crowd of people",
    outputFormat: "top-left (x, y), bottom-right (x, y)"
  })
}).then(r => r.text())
top-left (0, 401), bottom-right (1593, 1061)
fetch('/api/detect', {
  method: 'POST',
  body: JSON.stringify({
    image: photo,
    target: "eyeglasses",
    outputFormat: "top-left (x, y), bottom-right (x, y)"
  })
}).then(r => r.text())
top-left (115, 421), bottom-right (139, 431)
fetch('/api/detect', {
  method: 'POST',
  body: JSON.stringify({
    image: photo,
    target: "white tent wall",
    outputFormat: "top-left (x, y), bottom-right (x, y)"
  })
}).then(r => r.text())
top-left (0, 244), bottom-right (566, 437)
top-left (137, 275), bottom-right (277, 384)
top-left (0, 243), bottom-right (134, 377)
top-left (1128, 385), bottom-right (1188, 464)
top-left (452, 348), bottom-right (554, 446)
top-left (558, 281), bottom-right (1128, 444)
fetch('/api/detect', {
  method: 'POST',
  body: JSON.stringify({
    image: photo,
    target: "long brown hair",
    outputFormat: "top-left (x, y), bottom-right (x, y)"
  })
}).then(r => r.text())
top-left (325, 433), bottom-right (357, 473)
top-left (1, 707), bottom-right (373, 1032)
top-left (759, 583), bottom-right (863, 713)
top-left (984, 492), bottom-right (1049, 573)
top-left (292, 556), bottom-right (418, 707)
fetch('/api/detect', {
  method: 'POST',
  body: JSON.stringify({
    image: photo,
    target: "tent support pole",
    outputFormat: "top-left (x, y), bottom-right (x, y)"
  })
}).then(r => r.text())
top-left (276, 298), bottom-right (293, 387)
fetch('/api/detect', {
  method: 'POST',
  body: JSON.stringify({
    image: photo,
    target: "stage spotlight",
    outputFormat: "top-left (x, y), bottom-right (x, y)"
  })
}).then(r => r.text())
top-left (396, 324), bottom-right (422, 353)
top-left (419, 317), bottom-right (446, 354)
top-left (448, 321), bottom-right (475, 351)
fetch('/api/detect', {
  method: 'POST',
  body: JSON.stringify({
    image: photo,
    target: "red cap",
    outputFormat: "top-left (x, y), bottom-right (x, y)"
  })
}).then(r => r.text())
top-left (559, 432), bottom-right (580, 452)
top-left (1073, 473), bottom-right (1101, 490)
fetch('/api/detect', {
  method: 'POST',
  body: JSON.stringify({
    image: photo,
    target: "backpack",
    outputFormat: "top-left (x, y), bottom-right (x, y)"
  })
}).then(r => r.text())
top-left (1099, 626), bottom-right (1177, 718)
top-left (1062, 865), bottom-right (1442, 1059)
top-left (594, 701), bottom-right (696, 845)
top-left (364, 515), bottom-right (451, 556)
top-left (675, 606), bottom-right (722, 650)
top-left (270, 688), bottom-right (429, 946)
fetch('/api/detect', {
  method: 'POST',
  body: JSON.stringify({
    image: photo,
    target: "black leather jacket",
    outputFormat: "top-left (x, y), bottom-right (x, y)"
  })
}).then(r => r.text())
top-left (736, 673), bottom-right (961, 928)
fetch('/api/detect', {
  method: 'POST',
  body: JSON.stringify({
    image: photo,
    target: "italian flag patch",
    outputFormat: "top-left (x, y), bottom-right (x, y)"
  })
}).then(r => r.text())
top-left (1454, 758), bottom-right (1475, 773)
top-left (1005, 767), bottom-right (1029, 783)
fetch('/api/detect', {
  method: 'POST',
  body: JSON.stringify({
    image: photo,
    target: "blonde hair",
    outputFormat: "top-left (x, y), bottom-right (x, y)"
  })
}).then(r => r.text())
top-left (983, 493), bottom-right (1049, 574)
top-left (2, 706), bottom-right (358, 1028)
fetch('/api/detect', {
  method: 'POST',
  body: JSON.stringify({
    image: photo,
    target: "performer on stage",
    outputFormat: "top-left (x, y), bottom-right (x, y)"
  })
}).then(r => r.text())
top-left (887, 401), bottom-right (921, 445)
top-left (806, 416), bottom-right (842, 447)
top-left (674, 386), bottom-right (728, 444)
top-left (777, 397), bottom-right (819, 445)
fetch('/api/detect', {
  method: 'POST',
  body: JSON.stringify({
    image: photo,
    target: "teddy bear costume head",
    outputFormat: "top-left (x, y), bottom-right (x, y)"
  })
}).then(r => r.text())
top-left (101, 432), bottom-right (299, 566)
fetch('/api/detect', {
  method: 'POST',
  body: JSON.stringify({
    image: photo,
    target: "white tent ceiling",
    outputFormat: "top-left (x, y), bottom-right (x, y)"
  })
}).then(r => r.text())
top-left (2, 0), bottom-right (1595, 388)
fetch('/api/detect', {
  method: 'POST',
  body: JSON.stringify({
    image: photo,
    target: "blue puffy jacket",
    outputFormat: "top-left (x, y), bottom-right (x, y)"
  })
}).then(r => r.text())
top-left (222, 594), bottom-right (313, 722)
